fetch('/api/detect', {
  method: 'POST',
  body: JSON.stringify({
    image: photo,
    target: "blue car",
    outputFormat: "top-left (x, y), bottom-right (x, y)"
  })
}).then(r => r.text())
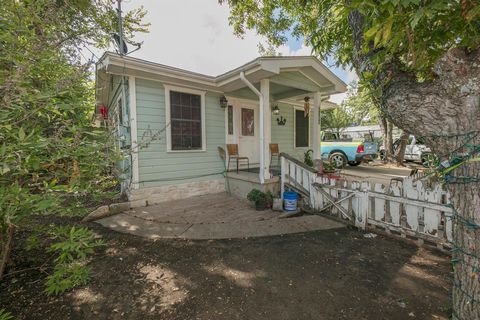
top-left (320, 131), bottom-right (378, 168)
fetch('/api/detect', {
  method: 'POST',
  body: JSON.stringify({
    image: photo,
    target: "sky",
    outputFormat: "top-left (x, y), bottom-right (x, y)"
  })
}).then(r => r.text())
top-left (115, 0), bottom-right (358, 103)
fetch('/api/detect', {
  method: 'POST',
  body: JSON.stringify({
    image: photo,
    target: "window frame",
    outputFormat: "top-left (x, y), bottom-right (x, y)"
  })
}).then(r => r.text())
top-left (165, 85), bottom-right (206, 153)
top-left (293, 107), bottom-right (310, 148)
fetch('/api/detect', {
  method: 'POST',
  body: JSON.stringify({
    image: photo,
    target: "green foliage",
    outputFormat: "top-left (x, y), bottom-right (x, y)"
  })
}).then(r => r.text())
top-left (247, 189), bottom-right (265, 202)
top-left (320, 107), bottom-right (352, 135)
top-left (246, 189), bottom-right (273, 204)
top-left (220, 0), bottom-right (480, 78)
top-left (0, 309), bottom-right (13, 320)
top-left (0, 0), bottom-right (147, 290)
top-left (304, 149), bottom-right (314, 167)
top-left (322, 161), bottom-right (337, 173)
top-left (45, 226), bottom-right (104, 295)
top-left (342, 82), bottom-right (379, 126)
top-left (0, 0), bottom-right (148, 222)
top-left (45, 262), bottom-right (90, 296)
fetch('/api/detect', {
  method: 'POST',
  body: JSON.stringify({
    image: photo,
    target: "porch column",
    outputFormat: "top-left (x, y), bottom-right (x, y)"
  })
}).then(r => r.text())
top-left (313, 92), bottom-right (321, 160)
top-left (259, 79), bottom-right (271, 183)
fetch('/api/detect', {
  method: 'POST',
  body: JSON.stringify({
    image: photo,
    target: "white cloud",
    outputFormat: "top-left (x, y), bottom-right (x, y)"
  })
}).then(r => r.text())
top-left (122, 0), bottom-right (265, 75)
top-left (329, 92), bottom-right (347, 105)
top-left (109, 0), bottom-right (352, 106)
top-left (277, 44), bottom-right (313, 56)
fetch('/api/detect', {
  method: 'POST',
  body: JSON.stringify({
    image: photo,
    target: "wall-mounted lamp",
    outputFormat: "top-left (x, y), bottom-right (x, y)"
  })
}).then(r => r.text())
top-left (277, 116), bottom-right (287, 126)
top-left (272, 105), bottom-right (280, 115)
top-left (220, 95), bottom-right (228, 108)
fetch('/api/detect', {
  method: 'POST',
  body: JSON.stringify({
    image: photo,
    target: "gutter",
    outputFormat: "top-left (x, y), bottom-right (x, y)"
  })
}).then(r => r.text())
top-left (239, 71), bottom-right (265, 184)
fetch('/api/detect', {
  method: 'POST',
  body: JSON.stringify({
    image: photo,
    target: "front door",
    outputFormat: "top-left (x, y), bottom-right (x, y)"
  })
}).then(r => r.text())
top-left (237, 104), bottom-right (259, 165)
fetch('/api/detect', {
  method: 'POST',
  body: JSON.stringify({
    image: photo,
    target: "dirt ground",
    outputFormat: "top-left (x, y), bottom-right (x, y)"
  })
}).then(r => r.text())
top-left (1, 215), bottom-right (452, 320)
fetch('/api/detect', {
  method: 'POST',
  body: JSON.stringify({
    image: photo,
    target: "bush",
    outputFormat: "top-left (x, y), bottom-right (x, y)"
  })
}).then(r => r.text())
top-left (246, 189), bottom-right (274, 204)
top-left (44, 226), bottom-right (104, 295)
top-left (0, 309), bottom-right (13, 320)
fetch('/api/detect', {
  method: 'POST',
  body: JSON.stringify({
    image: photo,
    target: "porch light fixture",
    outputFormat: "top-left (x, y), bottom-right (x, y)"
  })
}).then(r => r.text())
top-left (272, 105), bottom-right (280, 115)
top-left (220, 95), bottom-right (228, 108)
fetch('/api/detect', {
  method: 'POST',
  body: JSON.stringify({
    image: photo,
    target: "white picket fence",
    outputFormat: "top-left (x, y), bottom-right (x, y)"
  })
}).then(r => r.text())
top-left (280, 153), bottom-right (453, 247)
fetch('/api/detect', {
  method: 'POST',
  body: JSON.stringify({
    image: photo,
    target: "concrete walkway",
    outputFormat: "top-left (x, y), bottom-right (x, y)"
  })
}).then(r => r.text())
top-left (96, 193), bottom-right (345, 240)
top-left (96, 213), bottom-right (344, 240)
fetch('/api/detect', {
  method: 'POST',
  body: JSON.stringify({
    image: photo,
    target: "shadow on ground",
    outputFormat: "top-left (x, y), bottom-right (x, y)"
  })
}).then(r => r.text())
top-left (0, 216), bottom-right (452, 320)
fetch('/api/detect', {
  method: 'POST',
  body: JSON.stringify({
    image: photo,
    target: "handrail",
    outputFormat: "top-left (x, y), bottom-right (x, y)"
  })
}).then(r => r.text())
top-left (279, 152), bottom-right (318, 174)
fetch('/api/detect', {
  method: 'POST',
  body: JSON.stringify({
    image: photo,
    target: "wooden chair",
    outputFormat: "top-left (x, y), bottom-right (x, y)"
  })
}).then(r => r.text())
top-left (269, 143), bottom-right (280, 173)
top-left (269, 143), bottom-right (279, 165)
top-left (226, 144), bottom-right (249, 173)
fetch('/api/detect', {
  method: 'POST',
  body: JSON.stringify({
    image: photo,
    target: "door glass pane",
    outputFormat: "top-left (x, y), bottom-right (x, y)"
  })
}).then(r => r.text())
top-left (241, 108), bottom-right (254, 136)
top-left (227, 105), bottom-right (233, 135)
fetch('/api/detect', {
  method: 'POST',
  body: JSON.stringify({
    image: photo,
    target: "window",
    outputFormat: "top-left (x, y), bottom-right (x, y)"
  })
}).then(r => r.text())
top-left (295, 109), bottom-right (309, 147)
top-left (227, 105), bottom-right (233, 135)
top-left (166, 86), bottom-right (206, 152)
top-left (241, 108), bottom-right (254, 136)
top-left (323, 132), bottom-right (337, 141)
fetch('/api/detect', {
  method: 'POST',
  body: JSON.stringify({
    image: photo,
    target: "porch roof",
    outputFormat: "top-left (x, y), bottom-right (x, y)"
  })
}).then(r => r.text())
top-left (96, 52), bottom-right (347, 106)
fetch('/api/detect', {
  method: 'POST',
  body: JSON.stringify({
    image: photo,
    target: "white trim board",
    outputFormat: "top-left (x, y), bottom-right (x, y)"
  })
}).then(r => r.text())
top-left (128, 76), bottom-right (139, 190)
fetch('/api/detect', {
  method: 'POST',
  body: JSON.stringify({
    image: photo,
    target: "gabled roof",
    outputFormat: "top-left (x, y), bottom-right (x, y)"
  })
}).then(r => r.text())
top-left (96, 52), bottom-right (347, 104)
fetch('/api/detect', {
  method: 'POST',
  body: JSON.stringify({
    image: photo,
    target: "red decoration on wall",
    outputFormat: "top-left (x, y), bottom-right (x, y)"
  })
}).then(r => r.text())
top-left (99, 104), bottom-right (107, 119)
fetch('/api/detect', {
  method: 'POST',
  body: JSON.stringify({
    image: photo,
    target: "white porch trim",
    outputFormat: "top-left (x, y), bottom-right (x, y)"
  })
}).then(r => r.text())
top-left (128, 76), bottom-right (139, 189)
top-left (260, 78), bottom-right (271, 182)
top-left (313, 92), bottom-right (321, 160)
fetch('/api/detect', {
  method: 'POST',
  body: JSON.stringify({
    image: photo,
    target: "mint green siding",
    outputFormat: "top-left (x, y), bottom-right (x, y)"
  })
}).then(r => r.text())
top-left (270, 103), bottom-right (314, 161)
top-left (107, 75), bottom-right (131, 190)
top-left (135, 78), bottom-right (225, 188)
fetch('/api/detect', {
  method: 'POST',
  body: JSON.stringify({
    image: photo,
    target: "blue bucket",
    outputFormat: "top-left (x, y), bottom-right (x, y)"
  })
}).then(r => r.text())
top-left (283, 191), bottom-right (298, 212)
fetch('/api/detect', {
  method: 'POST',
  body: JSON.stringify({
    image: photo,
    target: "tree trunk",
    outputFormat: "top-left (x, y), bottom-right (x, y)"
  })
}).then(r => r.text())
top-left (394, 131), bottom-right (409, 166)
top-left (0, 224), bottom-right (14, 280)
top-left (380, 48), bottom-right (480, 320)
top-left (386, 120), bottom-right (394, 154)
top-left (348, 9), bottom-right (480, 319)
top-left (379, 115), bottom-right (397, 163)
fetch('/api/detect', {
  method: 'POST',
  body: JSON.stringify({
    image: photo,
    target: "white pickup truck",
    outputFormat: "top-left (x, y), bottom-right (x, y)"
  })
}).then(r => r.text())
top-left (380, 135), bottom-right (435, 167)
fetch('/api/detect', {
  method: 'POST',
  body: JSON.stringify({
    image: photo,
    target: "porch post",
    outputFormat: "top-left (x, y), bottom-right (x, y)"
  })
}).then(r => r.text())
top-left (313, 92), bottom-right (321, 160)
top-left (260, 79), bottom-right (271, 183)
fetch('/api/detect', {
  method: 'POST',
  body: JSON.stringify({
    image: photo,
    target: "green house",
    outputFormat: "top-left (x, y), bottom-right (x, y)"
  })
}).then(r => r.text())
top-left (95, 53), bottom-right (346, 205)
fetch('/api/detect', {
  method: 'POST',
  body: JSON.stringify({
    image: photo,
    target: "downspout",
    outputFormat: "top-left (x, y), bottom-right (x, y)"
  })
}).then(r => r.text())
top-left (240, 71), bottom-right (265, 184)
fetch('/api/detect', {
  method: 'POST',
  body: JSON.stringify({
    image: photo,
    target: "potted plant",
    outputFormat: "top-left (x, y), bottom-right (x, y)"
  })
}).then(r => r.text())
top-left (323, 161), bottom-right (336, 173)
top-left (247, 189), bottom-right (273, 211)
top-left (304, 149), bottom-right (314, 167)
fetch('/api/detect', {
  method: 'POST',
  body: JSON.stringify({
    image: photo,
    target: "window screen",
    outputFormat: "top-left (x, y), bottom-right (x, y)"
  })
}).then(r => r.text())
top-left (295, 109), bottom-right (309, 147)
top-left (170, 91), bottom-right (202, 150)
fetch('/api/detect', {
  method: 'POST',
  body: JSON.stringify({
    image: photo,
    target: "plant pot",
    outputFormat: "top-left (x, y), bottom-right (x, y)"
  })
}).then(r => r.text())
top-left (255, 198), bottom-right (268, 211)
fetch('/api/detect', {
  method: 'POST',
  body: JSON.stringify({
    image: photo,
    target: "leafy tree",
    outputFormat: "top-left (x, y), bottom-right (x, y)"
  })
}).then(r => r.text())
top-left (342, 82), bottom-right (378, 126)
top-left (320, 107), bottom-right (352, 136)
top-left (0, 0), bottom-right (147, 293)
top-left (220, 0), bottom-right (480, 318)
